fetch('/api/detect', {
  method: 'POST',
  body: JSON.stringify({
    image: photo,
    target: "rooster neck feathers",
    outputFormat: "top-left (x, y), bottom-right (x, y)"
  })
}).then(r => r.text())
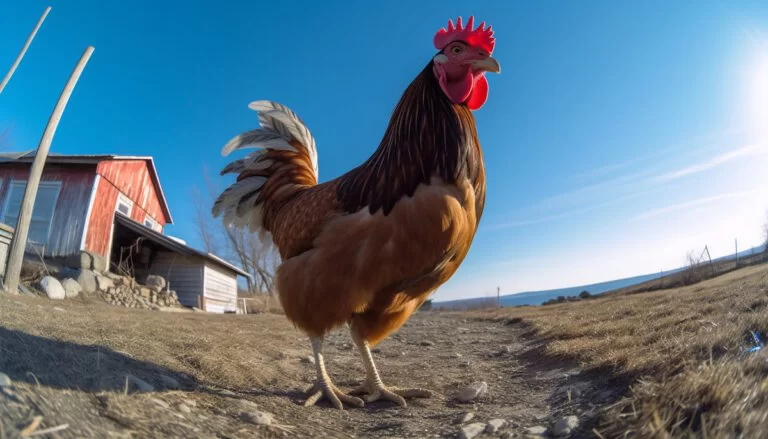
top-left (336, 62), bottom-right (484, 216)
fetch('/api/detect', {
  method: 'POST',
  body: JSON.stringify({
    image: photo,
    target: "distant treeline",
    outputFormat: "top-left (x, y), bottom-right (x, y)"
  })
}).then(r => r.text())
top-left (542, 290), bottom-right (593, 306)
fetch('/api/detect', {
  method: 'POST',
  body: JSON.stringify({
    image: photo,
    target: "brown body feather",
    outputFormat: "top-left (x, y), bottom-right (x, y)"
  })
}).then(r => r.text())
top-left (235, 62), bottom-right (485, 345)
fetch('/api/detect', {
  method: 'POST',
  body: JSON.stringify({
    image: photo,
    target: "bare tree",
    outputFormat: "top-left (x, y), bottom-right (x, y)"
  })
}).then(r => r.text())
top-left (191, 185), bottom-right (216, 254)
top-left (192, 165), bottom-right (279, 296)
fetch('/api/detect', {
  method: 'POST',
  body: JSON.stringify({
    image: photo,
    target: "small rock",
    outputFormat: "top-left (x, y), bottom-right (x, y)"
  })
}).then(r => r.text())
top-left (183, 399), bottom-right (197, 408)
top-left (453, 352), bottom-right (463, 358)
top-left (53, 307), bottom-right (66, 312)
top-left (419, 340), bottom-right (435, 347)
top-left (0, 372), bottom-right (11, 387)
top-left (74, 269), bottom-right (97, 294)
top-left (486, 419), bottom-right (506, 434)
top-left (301, 355), bottom-right (316, 365)
top-left (219, 389), bottom-right (236, 396)
top-left (38, 276), bottom-right (65, 300)
top-left (456, 381), bottom-right (488, 402)
top-left (150, 397), bottom-right (170, 409)
top-left (145, 275), bottom-right (167, 291)
top-left (526, 426), bottom-right (548, 436)
top-left (455, 411), bottom-right (475, 424)
top-left (552, 416), bottom-right (579, 436)
top-left (159, 374), bottom-right (181, 390)
top-left (61, 278), bottom-right (82, 298)
top-left (459, 423), bottom-right (486, 439)
top-left (240, 410), bottom-right (273, 426)
top-left (95, 275), bottom-right (115, 291)
top-left (178, 403), bottom-right (191, 414)
top-left (126, 374), bottom-right (154, 392)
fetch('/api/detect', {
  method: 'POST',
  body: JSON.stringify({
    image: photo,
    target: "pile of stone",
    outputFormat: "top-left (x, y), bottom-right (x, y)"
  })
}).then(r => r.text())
top-left (32, 250), bottom-right (181, 311)
top-left (98, 273), bottom-right (180, 310)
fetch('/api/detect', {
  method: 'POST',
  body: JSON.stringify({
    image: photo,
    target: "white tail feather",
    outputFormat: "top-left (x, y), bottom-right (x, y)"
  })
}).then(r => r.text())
top-left (214, 100), bottom-right (318, 237)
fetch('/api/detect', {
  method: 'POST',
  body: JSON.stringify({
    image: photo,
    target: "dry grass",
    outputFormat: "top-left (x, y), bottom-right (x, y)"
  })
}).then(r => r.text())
top-left (611, 252), bottom-right (768, 296)
top-left (433, 297), bottom-right (499, 311)
top-left (238, 293), bottom-right (285, 314)
top-left (0, 295), bottom-right (303, 393)
top-left (485, 263), bottom-right (768, 438)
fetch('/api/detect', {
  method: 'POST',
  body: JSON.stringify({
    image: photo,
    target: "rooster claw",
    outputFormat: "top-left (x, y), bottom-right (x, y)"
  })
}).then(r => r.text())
top-left (349, 383), bottom-right (433, 407)
top-left (303, 382), bottom-right (364, 410)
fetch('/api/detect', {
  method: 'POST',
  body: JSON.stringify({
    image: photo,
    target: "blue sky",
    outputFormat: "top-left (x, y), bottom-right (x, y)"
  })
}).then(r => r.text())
top-left (1, 1), bottom-right (767, 302)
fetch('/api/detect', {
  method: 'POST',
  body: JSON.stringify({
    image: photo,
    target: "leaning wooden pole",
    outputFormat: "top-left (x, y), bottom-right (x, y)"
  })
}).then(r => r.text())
top-left (4, 46), bottom-right (94, 294)
top-left (0, 6), bottom-right (51, 96)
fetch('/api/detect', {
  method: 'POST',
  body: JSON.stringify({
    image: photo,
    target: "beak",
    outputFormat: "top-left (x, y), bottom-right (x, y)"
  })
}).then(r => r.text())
top-left (470, 56), bottom-right (501, 74)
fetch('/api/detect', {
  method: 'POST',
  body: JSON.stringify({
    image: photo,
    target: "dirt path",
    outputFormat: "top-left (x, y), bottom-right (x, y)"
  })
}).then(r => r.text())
top-left (0, 297), bottom-right (610, 438)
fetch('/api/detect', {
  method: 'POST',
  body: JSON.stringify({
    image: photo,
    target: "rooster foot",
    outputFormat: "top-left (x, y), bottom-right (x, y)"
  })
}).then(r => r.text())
top-left (303, 380), bottom-right (365, 410)
top-left (349, 381), bottom-right (433, 407)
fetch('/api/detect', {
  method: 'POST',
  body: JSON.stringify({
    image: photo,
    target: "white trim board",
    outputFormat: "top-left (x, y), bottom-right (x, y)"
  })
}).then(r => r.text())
top-left (80, 174), bottom-right (100, 251)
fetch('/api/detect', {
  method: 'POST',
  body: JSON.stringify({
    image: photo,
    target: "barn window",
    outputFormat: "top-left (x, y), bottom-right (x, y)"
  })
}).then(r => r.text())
top-left (115, 193), bottom-right (133, 217)
top-left (1, 180), bottom-right (61, 245)
top-left (143, 215), bottom-right (161, 232)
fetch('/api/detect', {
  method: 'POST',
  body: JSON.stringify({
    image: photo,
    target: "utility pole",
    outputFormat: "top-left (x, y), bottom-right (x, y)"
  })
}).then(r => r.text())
top-left (4, 46), bottom-right (94, 294)
top-left (0, 6), bottom-right (51, 96)
top-left (497, 286), bottom-right (501, 308)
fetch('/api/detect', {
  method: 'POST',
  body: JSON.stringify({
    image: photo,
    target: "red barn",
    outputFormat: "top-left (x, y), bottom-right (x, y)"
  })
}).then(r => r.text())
top-left (0, 151), bottom-right (172, 259)
top-left (0, 151), bottom-right (248, 313)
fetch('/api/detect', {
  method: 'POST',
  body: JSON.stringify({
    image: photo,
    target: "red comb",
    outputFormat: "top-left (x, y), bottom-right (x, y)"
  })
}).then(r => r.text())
top-left (433, 16), bottom-right (495, 54)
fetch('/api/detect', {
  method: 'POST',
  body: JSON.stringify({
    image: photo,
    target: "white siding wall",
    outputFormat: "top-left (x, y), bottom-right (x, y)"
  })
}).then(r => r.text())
top-left (149, 252), bottom-right (203, 308)
top-left (203, 261), bottom-right (238, 313)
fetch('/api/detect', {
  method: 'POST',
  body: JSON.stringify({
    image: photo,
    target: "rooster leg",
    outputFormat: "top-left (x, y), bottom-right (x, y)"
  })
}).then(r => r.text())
top-left (349, 331), bottom-right (433, 407)
top-left (303, 336), bottom-right (364, 410)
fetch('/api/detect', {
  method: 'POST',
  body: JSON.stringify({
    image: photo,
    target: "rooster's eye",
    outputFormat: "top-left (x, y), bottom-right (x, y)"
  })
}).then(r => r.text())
top-left (451, 46), bottom-right (463, 54)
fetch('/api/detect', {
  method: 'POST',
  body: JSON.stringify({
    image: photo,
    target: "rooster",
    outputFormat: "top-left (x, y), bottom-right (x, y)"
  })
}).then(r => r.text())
top-left (213, 16), bottom-right (500, 409)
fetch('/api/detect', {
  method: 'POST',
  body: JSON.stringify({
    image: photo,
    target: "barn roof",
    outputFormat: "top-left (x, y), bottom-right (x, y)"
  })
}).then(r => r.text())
top-left (0, 151), bottom-right (173, 224)
top-left (114, 213), bottom-right (250, 278)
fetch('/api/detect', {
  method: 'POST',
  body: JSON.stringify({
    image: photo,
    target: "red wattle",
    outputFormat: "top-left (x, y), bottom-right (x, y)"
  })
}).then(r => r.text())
top-left (466, 75), bottom-right (489, 110)
top-left (435, 64), bottom-right (490, 110)
top-left (441, 73), bottom-right (473, 105)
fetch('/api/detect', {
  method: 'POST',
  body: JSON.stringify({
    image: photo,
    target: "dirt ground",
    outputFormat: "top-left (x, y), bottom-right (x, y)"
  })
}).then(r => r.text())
top-left (0, 292), bottom-right (612, 438)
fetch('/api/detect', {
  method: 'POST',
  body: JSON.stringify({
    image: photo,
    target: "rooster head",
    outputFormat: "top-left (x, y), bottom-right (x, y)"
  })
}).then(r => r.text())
top-left (432, 16), bottom-right (500, 110)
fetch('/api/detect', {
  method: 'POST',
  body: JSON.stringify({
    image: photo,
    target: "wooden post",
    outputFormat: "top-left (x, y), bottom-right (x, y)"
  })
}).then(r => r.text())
top-left (0, 6), bottom-right (51, 96)
top-left (704, 245), bottom-right (714, 276)
top-left (4, 46), bottom-right (94, 294)
top-left (497, 286), bottom-right (501, 308)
